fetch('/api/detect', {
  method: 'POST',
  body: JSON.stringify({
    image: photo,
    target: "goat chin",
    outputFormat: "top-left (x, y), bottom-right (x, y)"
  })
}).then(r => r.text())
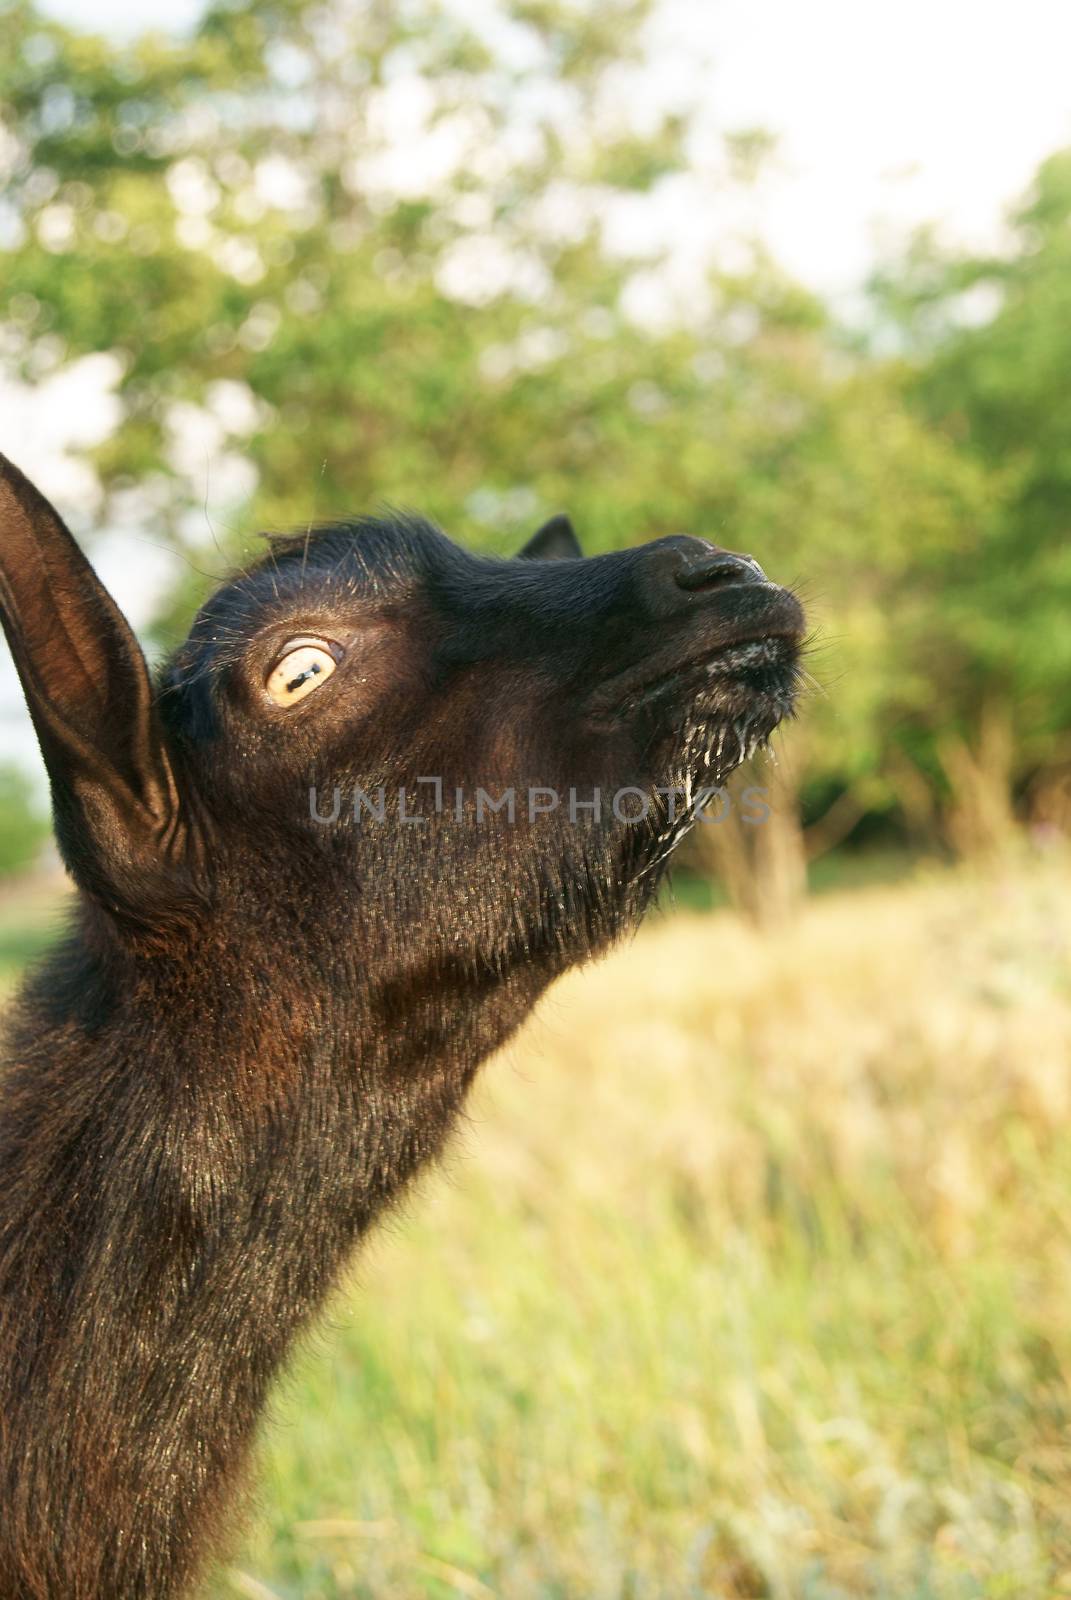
top-left (0, 456), bottom-right (803, 1600)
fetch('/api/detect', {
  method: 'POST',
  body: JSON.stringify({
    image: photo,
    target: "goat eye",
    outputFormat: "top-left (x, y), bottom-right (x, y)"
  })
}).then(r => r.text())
top-left (265, 642), bottom-right (338, 706)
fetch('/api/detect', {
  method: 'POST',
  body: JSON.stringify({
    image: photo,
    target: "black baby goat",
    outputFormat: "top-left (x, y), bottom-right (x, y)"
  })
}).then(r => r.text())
top-left (0, 451), bottom-right (803, 1599)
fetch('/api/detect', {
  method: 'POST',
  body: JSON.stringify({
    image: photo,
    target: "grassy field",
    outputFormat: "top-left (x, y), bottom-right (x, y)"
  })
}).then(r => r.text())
top-left (3, 857), bottom-right (1071, 1598)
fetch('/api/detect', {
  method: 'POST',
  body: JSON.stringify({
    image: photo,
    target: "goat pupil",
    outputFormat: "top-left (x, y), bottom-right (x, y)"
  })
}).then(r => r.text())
top-left (286, 662), bottom-right (321, 693)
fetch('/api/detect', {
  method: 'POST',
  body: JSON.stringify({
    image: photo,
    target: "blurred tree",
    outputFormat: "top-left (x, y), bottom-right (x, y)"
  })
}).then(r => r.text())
top-left (0, 765), bottom-right (48, 877)
top-left (0, 0), bottom-right (715, 574)
top-left (869, 150), bottom-right (1071, 853)
top-left (1, 0), bottom-right (1063, 910)
top-left (685, 353), bottom-right (993, 910)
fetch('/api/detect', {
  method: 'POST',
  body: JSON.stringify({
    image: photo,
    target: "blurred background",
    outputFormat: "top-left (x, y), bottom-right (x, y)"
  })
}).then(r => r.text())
top-left (2, 1), bottom-right (1071, 1595)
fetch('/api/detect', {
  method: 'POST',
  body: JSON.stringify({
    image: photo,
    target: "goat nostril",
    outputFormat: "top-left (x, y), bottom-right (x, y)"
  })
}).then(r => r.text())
top-left (674, 550), bottom-right (766, 592)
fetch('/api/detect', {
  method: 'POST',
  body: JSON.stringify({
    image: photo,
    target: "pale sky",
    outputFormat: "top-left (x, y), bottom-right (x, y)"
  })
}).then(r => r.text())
top-left (674, 0), bottom-right (1071, 292)
top-left (3, 0), bottom-right (1071, 780)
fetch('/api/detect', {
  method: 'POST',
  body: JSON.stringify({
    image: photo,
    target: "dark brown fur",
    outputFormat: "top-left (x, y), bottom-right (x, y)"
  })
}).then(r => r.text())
top-left (0, 460), bottom-right (803, 1598)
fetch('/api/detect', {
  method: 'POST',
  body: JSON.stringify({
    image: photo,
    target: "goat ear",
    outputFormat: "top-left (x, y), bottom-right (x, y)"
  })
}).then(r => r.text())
top-left (0, 453), bottom-right (185, 917)
top-left (518, 514), bottom-right (583, 561)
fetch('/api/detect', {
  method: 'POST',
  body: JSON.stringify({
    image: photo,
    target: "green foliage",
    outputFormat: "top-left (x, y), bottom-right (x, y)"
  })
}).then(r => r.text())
top-left (0, 0), bottom-right (1067, 870)
top-left (870, 150), bottom-right (1071, 781)
top-left (0, 765), bottom-right (47, 879)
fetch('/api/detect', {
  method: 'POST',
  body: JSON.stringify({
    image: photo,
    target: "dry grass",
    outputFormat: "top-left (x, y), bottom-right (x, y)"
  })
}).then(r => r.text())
top-left (216, 852), bottom-right (1071, 1598)
top-left (3, 857), bottom-right (1069, 1595)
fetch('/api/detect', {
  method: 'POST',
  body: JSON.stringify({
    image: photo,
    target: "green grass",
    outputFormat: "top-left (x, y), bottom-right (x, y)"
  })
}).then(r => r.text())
top-left (3, 861), bottom-right (1071, 1598)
